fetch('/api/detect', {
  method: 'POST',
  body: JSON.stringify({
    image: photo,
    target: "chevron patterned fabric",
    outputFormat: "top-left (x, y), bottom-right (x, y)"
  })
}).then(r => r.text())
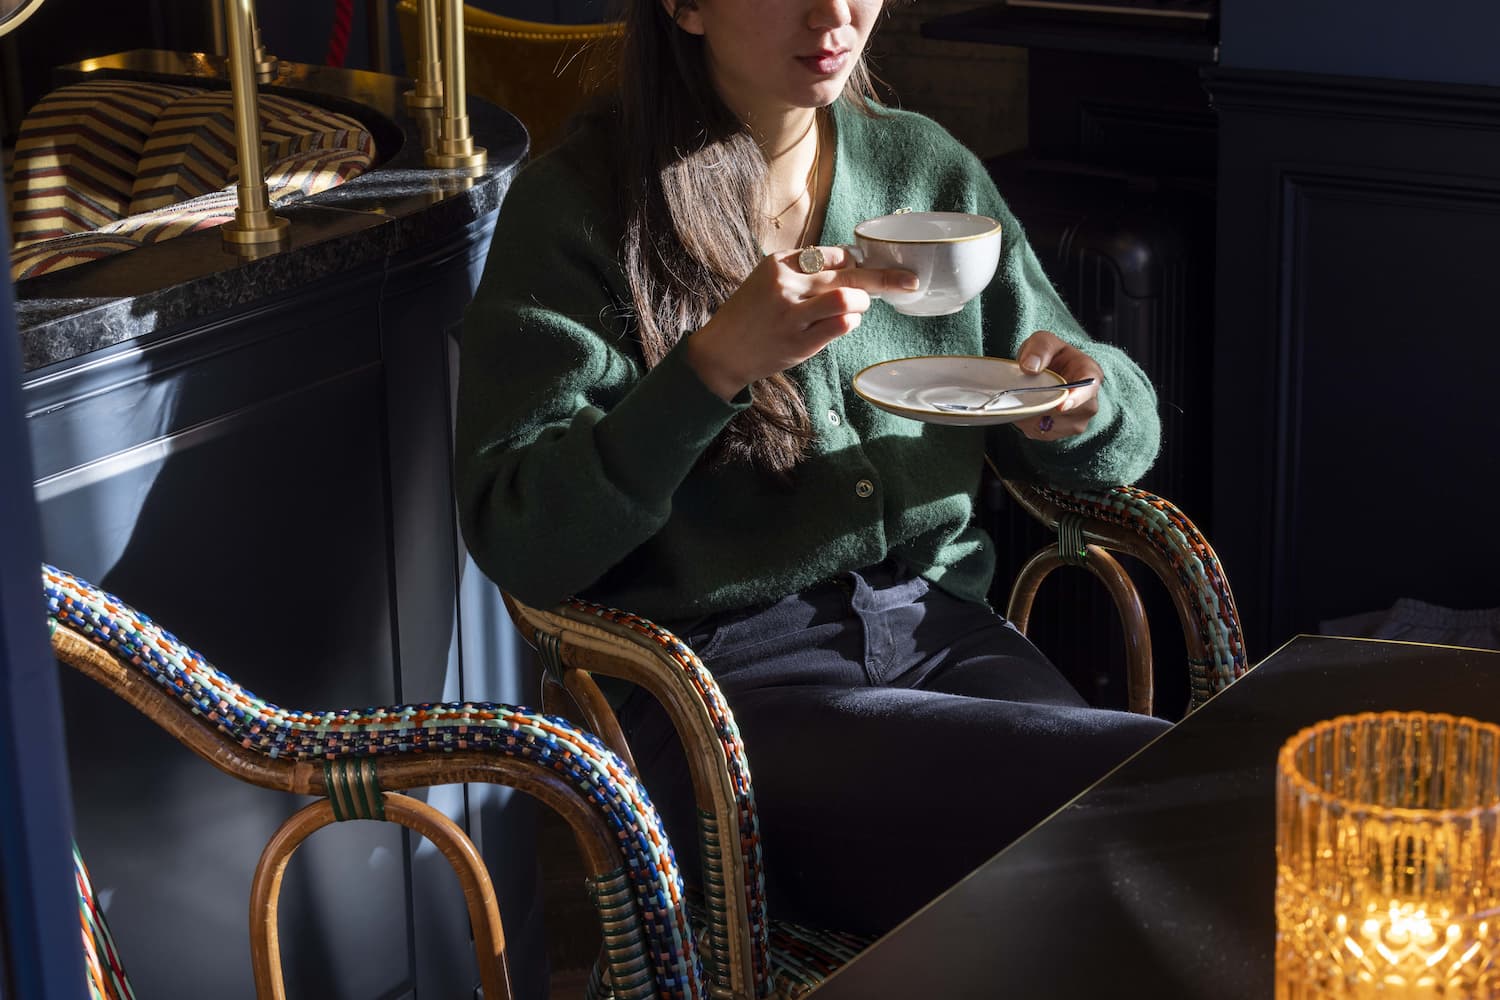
top-left (263, 145), bottom-right (376, 200)
top-left (8, 233), bottom-right (152, 281)
top-left (8, 79), bottom-right (377, 282)
top-left (128, 90), bottom-right (374, 214)
top-left (8, 192), bottom-right (238, 280)
top-left (8, 80), bottom-right (198, 249)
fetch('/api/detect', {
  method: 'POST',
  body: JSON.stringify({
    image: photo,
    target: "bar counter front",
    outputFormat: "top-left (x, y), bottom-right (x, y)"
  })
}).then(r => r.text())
top-left (14, 50), bottom-right (538, 1000)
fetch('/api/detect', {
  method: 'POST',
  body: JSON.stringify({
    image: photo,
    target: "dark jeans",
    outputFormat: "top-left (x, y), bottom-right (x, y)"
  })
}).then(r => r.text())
top-left (618, 557), bottom-right (1170, 936)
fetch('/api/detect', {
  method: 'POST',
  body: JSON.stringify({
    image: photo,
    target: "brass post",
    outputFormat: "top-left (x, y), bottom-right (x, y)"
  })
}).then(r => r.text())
top-left (221, 0), bottom-right (289, 251)
top-left (425, 0), bottom-right (486, 170)
top-left (207, 0), bottom-right (227, 55)
top-left (246, 2), bottom-right (279, 83)
top-left (368, 0), bottom-right (392, 73)
top-left (404, 0), bottom-right (443, 109)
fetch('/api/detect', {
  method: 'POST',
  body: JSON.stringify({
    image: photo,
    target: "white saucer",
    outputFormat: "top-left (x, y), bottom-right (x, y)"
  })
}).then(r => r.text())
top-left (851, 355), bottom-right (1068, 426)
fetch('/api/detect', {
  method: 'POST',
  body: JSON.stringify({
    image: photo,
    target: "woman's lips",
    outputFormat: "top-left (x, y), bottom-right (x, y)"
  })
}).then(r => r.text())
top-left (797, 49), bottom-right (849, 76)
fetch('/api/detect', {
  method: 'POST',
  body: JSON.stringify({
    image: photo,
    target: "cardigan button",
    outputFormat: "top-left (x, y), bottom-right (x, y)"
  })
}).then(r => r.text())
top-left (854, 479), bottom-right (874, 498)
top-left (827, 409), bottom-right (841, 426)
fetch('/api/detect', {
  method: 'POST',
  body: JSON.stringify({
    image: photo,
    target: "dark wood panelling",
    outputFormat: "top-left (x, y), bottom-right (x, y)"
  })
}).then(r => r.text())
top-left (1219, 0), bottom-right (1500, 89)
top-left (1207, 68), bottom-right (1500, 654)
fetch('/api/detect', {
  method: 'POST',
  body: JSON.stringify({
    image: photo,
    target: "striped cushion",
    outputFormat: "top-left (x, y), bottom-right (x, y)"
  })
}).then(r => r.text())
top-left (8, 80), bottom-right (200, 249)
top-left (10, 190), bottom-right (242, 281)
top-left (8, 151), bottom-right (376, 282)
top-left (11, 81), bottom-right (378, 282)
top-left (264, 145), bottom-right (375, 200)
top-left (9, 233), bottom-right (149, 281)
top-left (129, 90), bottom-right (375, 214)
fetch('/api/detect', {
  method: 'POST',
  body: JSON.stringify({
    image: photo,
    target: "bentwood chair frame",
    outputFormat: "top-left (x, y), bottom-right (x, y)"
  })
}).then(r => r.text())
top-left (504, 477), bottom-right (1248, 1000)
top-left (44, 565), bottom-right (706, 1000)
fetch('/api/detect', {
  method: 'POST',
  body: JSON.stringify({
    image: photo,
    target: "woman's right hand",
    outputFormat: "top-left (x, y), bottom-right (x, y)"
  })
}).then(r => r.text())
top-left (685, 246), bottom-right (920, 401)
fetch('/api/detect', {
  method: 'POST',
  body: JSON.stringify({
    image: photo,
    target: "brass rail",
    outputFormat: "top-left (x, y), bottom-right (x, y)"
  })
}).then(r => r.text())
top-left (426, 0), bottom-right (487, 170)
top-left (220, 0), bottom-right (289, 251)
top-left (406, 0), bottom-right (444, 109)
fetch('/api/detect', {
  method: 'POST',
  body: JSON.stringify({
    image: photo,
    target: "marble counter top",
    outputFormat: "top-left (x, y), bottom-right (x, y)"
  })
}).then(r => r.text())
top-left (14, 50), bottom-right (528, 373)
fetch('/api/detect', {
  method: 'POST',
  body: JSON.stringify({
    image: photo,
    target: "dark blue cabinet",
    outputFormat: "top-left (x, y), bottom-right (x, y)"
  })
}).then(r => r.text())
top-left (14, 54), bottom-right (542, 1000)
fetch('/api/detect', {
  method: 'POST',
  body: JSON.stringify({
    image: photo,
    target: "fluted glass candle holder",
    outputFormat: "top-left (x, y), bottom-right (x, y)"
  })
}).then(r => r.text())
top-left (1276, 712), bottom-right (1500, 998)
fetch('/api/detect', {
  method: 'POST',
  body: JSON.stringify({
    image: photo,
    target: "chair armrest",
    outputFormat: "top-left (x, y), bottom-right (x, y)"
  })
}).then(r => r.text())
top-left (1002, 481), bottom-right (1248, 710)
top-left (44, 565), bottom-right (704, 1000)
top-left (505, 593), bottom-right (769, 1000)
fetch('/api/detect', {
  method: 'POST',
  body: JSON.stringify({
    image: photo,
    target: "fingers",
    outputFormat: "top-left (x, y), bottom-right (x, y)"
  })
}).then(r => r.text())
top-left (1017, 330), bottom-right (1064, 375)
top-left (1015, 330), bottom-right (1107, 439)
top-left (1018, 407), bottom-right (1090, 442)
top-left (776, 246), bottom-right (919, 295)
top-left (803, 311), bottom-right (863, 342)
top-left (1057, 376), bottom-right (1099, 414)
top-left (777, 244), bottom-right (854, 273)
top-left (799, 284), bottom-right (872, 325)
top-left (826, 265), bottom-right (920, 296)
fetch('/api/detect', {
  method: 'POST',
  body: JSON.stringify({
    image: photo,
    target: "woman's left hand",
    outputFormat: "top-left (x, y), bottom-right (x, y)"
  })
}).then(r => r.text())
top-left (1015, 331), bottom-right (1104, 441)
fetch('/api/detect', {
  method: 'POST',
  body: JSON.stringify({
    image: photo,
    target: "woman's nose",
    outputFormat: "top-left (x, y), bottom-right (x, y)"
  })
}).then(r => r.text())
top-left (807, 0), bottom-right (853, 31)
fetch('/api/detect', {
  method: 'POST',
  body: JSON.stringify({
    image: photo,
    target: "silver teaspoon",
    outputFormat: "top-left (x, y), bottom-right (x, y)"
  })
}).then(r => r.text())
top-left (932, 377), bottom-right (1096, 412)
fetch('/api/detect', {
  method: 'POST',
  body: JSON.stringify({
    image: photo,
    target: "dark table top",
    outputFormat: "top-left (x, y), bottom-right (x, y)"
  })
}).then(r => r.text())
top-left (807, 635), bottom-right (1500, 999)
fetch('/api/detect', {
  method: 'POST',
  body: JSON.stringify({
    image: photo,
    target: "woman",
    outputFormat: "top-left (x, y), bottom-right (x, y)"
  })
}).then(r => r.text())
top-left (455, 0), bottom-right (1169, 935)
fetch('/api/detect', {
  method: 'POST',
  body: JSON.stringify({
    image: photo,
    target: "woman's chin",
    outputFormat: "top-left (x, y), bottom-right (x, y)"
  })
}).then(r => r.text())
top-left (795, 80), bottom-right (850, 109)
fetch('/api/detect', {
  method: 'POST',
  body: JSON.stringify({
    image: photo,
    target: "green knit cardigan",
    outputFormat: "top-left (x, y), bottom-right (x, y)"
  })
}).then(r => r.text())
top-left (455, 98), bottom-right (1161, 621)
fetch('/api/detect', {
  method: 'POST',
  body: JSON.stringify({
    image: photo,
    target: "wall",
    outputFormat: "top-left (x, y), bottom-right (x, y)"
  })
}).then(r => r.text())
top-left (871, 0), bottom-right (1028, 158)
top-left (1207, 0), bottom-right (1500, 652)
top-left (1220, 0), bottom-right (1500, 87)
top-left (482, 0), bottom-right (1030, 157)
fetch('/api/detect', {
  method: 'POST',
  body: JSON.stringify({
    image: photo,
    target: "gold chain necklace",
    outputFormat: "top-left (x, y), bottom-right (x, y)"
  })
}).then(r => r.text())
top-left (766, 112), bottom-right (820, 231)
top-left (793, 112), bottom-right (822, 247)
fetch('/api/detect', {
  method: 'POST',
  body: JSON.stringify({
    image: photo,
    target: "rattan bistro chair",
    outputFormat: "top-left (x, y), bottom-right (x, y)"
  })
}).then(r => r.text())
top-left (503, 478), bottom-right (1247, 1000)
top-left (44, 565), bottom-right (706, 1000)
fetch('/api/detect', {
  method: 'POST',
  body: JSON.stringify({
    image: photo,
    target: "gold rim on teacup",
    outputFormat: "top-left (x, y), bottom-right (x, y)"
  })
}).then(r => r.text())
top-left (853, 213), bottom-right (1002, 245)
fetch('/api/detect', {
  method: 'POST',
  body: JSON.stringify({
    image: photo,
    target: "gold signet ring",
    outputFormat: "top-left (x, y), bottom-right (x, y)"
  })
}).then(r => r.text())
top-left (796, 246), bottom-right (826, 275)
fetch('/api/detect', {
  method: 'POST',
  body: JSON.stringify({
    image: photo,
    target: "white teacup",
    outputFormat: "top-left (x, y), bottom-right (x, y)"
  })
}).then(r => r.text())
top-left (843, 211), bottom-right (1002, 317)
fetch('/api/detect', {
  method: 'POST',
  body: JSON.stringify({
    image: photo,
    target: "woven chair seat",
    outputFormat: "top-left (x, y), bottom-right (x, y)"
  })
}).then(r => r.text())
top-left (45, 565), bottom-right (708, 1000)
top-left (765, 921), bottom-right (872, 998)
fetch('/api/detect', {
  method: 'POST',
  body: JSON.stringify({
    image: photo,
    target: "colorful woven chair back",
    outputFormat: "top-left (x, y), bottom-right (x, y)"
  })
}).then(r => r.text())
top-left (1032, 483), bottom-right (1248, 706)
top-left (45, 564), bottom-right (707, 1000)
top-left (76, 844), bottom-right (135, 1000)
top-left (561, 599), bottom-right (773, 993)
top-left (516, 596), bottom-right (884, 999)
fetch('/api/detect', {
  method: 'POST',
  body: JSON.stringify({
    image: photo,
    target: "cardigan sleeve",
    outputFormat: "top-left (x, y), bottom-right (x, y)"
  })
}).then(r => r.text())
top-left (975, 173), bottom-right (1162, 490)
top-left (454, 157), bottom-right (749, 608)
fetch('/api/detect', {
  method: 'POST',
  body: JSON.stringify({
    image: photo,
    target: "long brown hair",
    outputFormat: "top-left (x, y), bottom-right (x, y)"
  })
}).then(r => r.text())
top-left (612, 0), bottom-right (887, 474)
